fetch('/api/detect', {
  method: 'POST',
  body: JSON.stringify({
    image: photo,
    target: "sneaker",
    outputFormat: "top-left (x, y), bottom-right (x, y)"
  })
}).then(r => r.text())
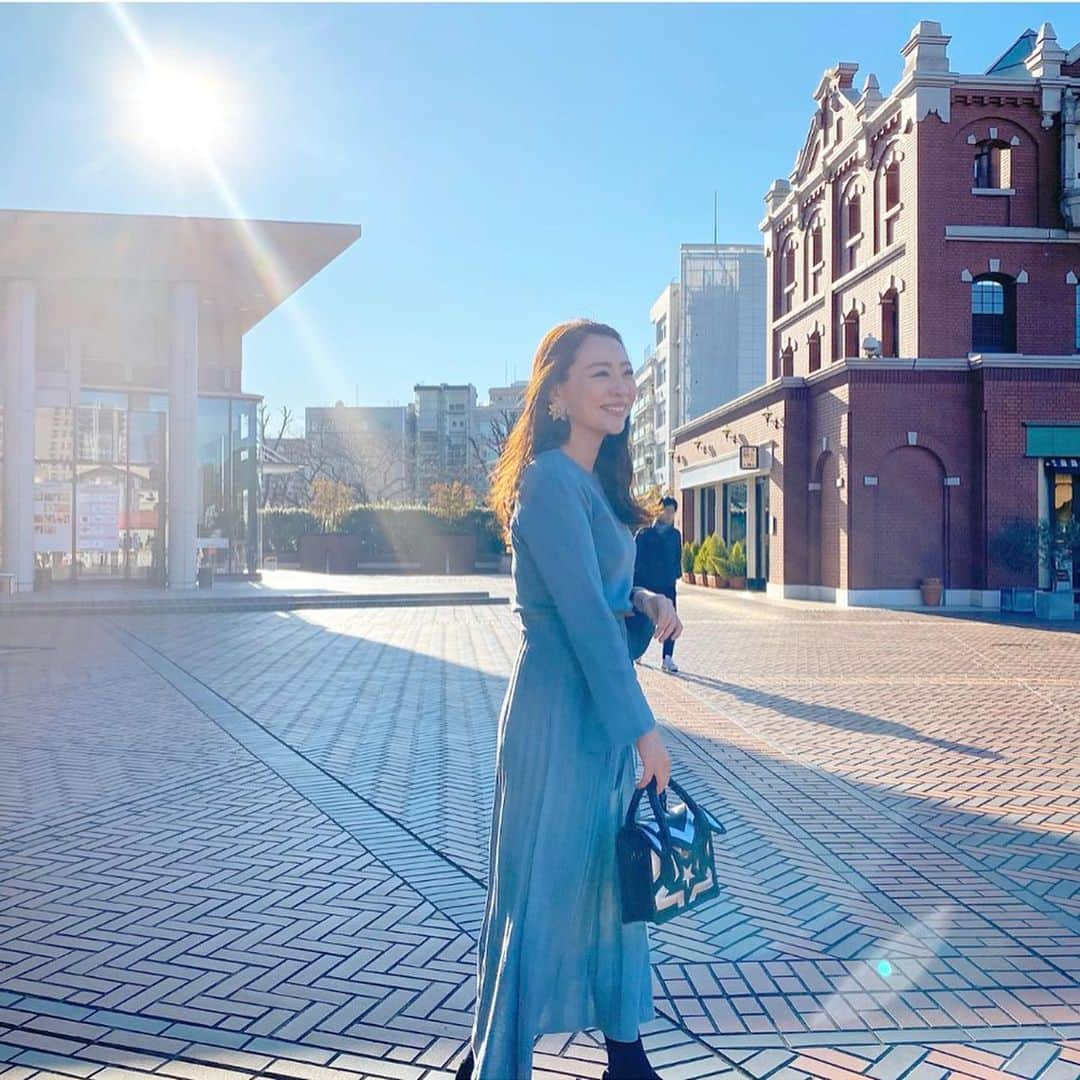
top-left (662, 657), bottom-right (679, 674)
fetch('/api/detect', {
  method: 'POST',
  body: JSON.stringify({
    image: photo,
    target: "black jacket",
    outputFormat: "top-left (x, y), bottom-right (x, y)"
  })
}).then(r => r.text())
top-left (634, 522), bottom-right (682, 594)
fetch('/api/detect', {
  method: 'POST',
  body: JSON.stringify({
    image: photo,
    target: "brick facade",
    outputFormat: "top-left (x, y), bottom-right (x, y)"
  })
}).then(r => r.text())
top-left (673, 20), bottom-right (1080, 609)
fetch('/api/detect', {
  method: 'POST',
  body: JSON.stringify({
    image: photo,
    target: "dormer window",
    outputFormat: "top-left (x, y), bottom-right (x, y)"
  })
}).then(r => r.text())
top-left (973, 140), bottom-right (1012, 192)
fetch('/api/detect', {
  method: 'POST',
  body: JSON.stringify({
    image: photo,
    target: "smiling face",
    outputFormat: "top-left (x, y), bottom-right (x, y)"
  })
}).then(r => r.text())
top-left (550, 333), bottom-right (636, 440)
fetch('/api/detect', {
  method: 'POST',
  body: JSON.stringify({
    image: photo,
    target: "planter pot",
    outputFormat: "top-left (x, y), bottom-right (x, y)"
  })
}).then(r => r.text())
top-left (685, 573), bottom-right (696, 585)
top-left (920, 577), bottom-right (943, 607)
top-left (197, 565), bottom-right (214, 589)
top-left (728, 575), bottom-right (747, 590)
top-left (704, 574), bottom-right (719, 588)
top-left (419, 533), bottom-right (477, 574)
top-left (299, 534), bottom-right (362, 573)
top-left (1034, 589), bottom-right (1075, 621)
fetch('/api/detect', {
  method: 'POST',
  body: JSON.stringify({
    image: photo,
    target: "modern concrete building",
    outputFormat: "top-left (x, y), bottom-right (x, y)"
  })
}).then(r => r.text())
top-left (673, 20), bottom-right (1080, 613)
top-left (678, 244), bottom-right (766, 425)
top-left (0, 208), bottom-right (360, 591)
top-left (631, 356), bottom-right (657, 497)
top-left (413, 383), bottom-right (478, 495)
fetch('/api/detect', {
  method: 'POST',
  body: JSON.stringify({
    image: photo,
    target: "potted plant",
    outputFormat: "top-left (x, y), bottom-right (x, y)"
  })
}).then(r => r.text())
top-left (920, 577), bottom-right (943, 607)
top-left (989, 519), bottom-right (1039, 613)
top-left (692, 537), bottom-right (711, 585)
top-left (726, 541), bottom-right (747, 589)
top-left (681, 542), bottom-right (695, 584)
top-left (706, 536), bottom-right (729, 588)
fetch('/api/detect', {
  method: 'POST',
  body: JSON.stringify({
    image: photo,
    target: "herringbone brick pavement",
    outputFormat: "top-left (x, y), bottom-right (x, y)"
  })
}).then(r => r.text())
top-left (1, 589), bottom-right (1078, 1078)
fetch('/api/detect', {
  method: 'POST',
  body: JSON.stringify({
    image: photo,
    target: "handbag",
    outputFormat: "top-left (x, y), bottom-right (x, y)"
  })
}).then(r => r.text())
top-left (616, 777), bottom-right (724, 925)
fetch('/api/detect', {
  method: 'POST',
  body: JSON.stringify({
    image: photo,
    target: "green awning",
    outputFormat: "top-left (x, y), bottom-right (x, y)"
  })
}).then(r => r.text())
top-left (1025, 425), bottom-right (1080, 457)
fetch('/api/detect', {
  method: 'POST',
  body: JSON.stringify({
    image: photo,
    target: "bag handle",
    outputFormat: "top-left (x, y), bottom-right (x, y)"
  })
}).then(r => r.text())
top-left (626, 778), bottom-right (724, 836)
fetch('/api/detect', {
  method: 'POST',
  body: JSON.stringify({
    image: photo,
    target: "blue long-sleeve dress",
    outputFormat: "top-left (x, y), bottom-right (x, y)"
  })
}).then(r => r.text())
top-left (471, 448), bottom-right (658, 1079)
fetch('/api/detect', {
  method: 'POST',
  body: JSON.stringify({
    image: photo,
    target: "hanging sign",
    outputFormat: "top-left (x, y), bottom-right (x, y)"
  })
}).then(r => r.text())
top-left (739, 445), bottom-right (760, 471)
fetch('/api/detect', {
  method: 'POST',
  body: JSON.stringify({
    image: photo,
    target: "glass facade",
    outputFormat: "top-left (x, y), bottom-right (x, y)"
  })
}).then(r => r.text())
top-left (197, 396), bottom-right (259, 574)
top-left (22, 391), bottom-right (258, 586)
top-left (723, 480), bottom-right (748, 546)
top-left (32, 397), bottom-right (168, 585)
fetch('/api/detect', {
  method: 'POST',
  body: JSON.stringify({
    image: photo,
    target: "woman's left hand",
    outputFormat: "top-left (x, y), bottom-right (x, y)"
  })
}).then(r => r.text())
top-left (641, 592), bottom-right (682, 643)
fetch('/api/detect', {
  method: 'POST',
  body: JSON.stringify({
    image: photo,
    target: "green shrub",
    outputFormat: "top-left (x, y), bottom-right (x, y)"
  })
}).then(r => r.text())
top-left (727, 540), bottom-right (747, 577)
top-left (707, 538), bottom-right (729, 577)
top-left (260, 503), bottom-right (504, 561)
top-left (681, 542), bottom-right (695, 574)
top-left (693, 534), bottom-right (716, 574)
top-left (260, 508), bottom-right (319, 554)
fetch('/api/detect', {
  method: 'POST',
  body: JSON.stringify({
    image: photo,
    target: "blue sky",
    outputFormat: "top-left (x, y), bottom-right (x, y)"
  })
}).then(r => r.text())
top-left (2, 3), bottom-right (1078, 425)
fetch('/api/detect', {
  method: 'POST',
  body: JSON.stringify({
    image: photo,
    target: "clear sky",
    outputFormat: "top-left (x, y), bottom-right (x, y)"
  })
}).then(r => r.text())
top-left (2, 3), bottom-right (1077, 427)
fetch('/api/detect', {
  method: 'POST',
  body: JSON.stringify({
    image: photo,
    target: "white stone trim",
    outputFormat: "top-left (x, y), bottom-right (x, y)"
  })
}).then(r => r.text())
top-left (946, 224), bottom-right (1080, 242)
top-left (679, 446), bottom-right (773, 489)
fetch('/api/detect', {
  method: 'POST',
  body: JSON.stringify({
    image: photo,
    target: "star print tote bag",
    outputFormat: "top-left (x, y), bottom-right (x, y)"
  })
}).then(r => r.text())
top-left (616, 778), bottom-right (724, 925)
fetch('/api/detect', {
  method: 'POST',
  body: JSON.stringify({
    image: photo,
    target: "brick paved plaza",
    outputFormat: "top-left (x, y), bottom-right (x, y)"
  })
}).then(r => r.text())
top-left (1, 582), bottom-right (1078, 1080)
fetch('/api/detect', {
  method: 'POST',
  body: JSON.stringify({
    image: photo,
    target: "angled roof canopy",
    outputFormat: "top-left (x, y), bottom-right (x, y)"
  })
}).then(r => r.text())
top-left (0, 209), bottom-right (362, 333)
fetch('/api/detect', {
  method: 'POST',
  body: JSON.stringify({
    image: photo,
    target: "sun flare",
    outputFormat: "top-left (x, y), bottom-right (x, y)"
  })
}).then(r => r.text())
top-left (127, 65), bottom-right (231, 160)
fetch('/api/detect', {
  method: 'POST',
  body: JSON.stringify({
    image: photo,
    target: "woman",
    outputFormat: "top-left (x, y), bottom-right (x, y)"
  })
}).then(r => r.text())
top-left (457, 320), bottom-right (682, 1079)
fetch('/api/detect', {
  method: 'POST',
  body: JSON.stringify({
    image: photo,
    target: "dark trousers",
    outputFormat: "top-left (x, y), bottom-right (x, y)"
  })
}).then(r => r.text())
top-left (661, 587), bottom-right (677, 659)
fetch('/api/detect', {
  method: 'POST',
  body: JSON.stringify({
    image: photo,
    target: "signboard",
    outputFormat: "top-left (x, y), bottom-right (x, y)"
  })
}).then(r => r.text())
top-left (76, 483), bottom-right (122, 551)
top-left (33, 482), bottom-right (73, 552)
top-left (739, 444), bottom-right (760, 471)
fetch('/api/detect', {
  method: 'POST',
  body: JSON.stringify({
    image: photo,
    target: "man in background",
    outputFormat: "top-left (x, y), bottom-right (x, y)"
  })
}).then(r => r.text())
top-left (634, 496), bottom-right (683, 674)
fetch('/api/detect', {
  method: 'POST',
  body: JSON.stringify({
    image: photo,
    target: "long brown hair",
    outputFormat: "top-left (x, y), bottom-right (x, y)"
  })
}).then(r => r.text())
top-left (490, 319), bottom-right (648, 539)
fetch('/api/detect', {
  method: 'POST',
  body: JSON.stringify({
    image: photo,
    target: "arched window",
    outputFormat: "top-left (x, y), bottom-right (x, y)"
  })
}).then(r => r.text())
top-left (781, 344), bottom-right (794, 378)
top-left (971, 274), bottom-right (1016, 353)
top-left (840, 184), bottom-right (862, 274)
top-left (881, 290), bottom-right (899, 357)
top-left (843, 309), bottom-right (860, 359)
top-left (781, 237), bottom-right (797, 314)
top-left (807, 330), bottom-right (822, 373)
top-left (973, 140), bottom-right (1012, 190)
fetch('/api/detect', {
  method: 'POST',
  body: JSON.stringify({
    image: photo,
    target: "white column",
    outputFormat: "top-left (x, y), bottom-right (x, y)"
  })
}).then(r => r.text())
top-left (746, 477), bottom-right (759, 579)
top-left (167, 283), bottom-right (199, 589)
top-left (3, 281), bottom-right (36, 592)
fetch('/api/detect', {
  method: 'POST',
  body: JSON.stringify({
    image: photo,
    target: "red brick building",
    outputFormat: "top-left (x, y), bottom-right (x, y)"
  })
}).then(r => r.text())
top-left (673, 20), bottom-right (1080, 612)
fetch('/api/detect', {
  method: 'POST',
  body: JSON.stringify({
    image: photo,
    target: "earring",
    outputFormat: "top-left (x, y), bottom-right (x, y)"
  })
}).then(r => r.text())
top-left (548, 397), bottom-right (568, 422)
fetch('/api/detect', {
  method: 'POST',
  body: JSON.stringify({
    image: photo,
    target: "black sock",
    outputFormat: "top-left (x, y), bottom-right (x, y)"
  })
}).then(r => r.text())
top-left (605, 1036), bottom-right (655, 1078)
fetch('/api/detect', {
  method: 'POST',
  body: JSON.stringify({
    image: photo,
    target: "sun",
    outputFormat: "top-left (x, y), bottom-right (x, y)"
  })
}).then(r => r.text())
top-left (127, 64), bottom-right (231, 161)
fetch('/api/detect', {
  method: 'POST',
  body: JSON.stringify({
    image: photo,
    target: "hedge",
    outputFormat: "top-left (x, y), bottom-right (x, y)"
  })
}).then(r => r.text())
top-left (261, 504), bottom-right (505, 560)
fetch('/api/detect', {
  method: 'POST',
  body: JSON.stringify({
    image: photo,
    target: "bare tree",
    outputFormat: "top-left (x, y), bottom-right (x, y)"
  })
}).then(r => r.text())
top-left (468, 408), bottom-right (519, 493)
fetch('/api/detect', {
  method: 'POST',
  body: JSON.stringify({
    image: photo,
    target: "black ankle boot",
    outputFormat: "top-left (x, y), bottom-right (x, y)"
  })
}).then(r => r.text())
top-left (454, 1049), bottom-right (474, 1080)
top-left (603, 1037), bottom-right (662, 1080)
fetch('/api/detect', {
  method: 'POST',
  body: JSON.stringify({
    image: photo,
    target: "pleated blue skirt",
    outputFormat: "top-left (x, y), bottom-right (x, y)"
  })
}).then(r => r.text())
top-left (471, 614), bottom-right (654, 1079)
